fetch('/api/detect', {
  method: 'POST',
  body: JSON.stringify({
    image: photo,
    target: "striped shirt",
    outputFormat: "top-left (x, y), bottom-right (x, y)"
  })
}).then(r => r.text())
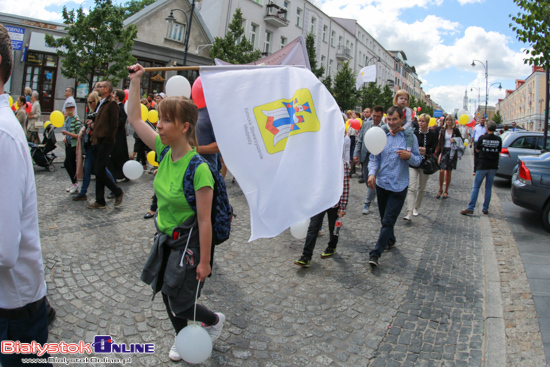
top-left (368, 130), bottom-right (422, 192)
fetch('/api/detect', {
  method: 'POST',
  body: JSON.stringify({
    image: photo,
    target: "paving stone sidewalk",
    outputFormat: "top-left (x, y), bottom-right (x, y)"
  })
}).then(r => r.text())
top-left (33, 137), bottom-right (544, 366)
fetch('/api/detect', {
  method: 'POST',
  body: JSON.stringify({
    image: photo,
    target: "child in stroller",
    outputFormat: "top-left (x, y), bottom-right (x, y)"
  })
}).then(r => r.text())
top-left (29, 123), bottom-right (57, 171)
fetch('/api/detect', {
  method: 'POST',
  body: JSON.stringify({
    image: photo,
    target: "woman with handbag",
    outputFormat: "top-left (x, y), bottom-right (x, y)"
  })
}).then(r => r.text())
top-left (404, 114), bottom-right (439, 220)
top-left (435, 115), bottom-right (463, 199)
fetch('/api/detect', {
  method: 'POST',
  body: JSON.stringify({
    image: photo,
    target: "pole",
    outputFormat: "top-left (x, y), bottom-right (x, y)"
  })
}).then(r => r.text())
top-left (485, 60), bottom-right (488, 117)
top-left (182, 0), bottom-right (196, 66)
top-left (544, 65), bottom-right (549, 151)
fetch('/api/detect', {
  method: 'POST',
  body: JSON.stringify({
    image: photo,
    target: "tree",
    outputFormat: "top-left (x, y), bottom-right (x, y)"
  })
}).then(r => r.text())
top-left (210, 8), bottom-right (261, 64)
top-left (122, 0), bottom-right (156, 18)
top-left (359, 82), bottom-right (383, 109)
top-left (380, 85), bottom-right (395, 111)
top-left (493, 110), bottom-right (503, 123)
top-left (510, 0), bottom-right (549, 141)
top-left (46, 0), bottom-right (137, 89)
top-left (305, 33), bottom-right (324, 79)
top-left (322, 74), bottom-right (332, 95)
top-left (332, 61), bottom-right (358, 110)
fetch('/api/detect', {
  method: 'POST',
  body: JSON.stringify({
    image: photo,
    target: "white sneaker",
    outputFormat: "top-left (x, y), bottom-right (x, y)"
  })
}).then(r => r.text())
top-left (403, 211), bottom-right (412, 221)
top-left (169, 341), bottom-right (182, 361)
top-left (413, 209), bottom-right (419, 216)
top-left (65, 186), bottom-right (72, 192)
top-left (203, 312), bottom-right (225, 342)
top-left (68, 184), bottom-right (79, 194)
top-left (362, 205), bottom-right (370, 215)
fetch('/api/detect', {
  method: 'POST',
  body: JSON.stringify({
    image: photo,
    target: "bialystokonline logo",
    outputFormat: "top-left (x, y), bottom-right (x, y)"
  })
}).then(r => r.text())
top-left (1, 335), bottom-right (155, 357)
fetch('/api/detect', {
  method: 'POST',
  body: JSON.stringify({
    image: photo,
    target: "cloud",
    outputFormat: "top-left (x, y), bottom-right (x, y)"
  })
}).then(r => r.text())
top-left (457, 0), bottom-right (484, 4)
top-left (0, 0), bottom-right (85, 22)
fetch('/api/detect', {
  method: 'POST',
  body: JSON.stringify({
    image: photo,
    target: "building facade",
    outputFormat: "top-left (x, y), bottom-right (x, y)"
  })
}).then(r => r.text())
top-left (496, 66), bottom-right (547, 131)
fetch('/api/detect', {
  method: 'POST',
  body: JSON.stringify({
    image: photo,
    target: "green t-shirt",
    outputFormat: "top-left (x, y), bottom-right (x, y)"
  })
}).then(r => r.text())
top-left (154, 136), bottom-right (214, 235)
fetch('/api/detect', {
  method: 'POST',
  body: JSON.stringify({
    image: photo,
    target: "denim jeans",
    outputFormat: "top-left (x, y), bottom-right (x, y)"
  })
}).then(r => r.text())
top-left (0, 298), bottom-right (52, 366)
top-left (361, 158), bottom-right (376, 206)
top-left (370, 185), bottom-right (408, 258)
top-left (80, 145), bottom-right (114, 195)
top-left (93, 143), bottom-right (122, 205)
top-left (467, 169), bottom-right (497, 212)
top-left (302, 207), bottom-right (339, 260)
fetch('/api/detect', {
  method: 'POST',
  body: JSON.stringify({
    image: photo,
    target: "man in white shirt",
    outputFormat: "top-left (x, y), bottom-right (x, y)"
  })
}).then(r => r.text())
top-left (470, 117), bottom-right (487, 174)
top-left (62, 86), bottom-right (78, 117)
top-left (0, 25), bottom-right (51, 366)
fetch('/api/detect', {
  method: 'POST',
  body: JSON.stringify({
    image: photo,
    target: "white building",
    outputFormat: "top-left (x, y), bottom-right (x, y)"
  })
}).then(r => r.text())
top-left (200, 0), bottom-right (408, 91)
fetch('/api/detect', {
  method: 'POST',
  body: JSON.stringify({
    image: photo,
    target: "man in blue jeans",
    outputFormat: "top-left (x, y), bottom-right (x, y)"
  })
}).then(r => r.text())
top-left (367, 106), bottom-right (421, 268)
top-left (461, 120), bottom-right (502, 216)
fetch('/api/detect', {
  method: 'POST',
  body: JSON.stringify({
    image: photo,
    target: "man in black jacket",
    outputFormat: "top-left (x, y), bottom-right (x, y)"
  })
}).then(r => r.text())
top-left (461, 120), bottom-right (502, 215)
top-left (109, 89), bottom-right (129, 181)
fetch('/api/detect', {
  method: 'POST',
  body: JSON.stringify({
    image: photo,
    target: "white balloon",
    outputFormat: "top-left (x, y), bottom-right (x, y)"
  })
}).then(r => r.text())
top-left (364, 126), bottom-right (387, 155)
top-left (456, 109), bottom-right (467, 119)
top-left (290, 219), bottom-right (310, 239)
top-left (176, 324), bottom-right (213, 364)
top-left (124, 101), bottom-right (128, 114)
top-left (122, 160), bottom-right (144, 180)
top-left (166, 75), bottom-right (191, 98)
top-left (468, 113), bottom-right (475, 123)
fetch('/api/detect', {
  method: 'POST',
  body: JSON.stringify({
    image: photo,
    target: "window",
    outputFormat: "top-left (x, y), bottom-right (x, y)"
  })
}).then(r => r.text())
top-left (331, 31), bottom-right (335, 47)
top-left (250, 23), bottom-right (258, 47)
top-left (236, 19), bottom-right (246, 45)
top-left (321, 56), bottom-right (326, 74)
top-left (281, 36), bottom-right (287, 49)
top-left (338, 36), bottom-right (343, 47)
top-left (296, 8), bottom-right (302, 27)
top-left (283, 1), bottom-right (290, 19)
top-left (310, 17), bottom-right (316, 34)
top-left (323, 25), bottom-right (328, 42)
top-left (538, 137), bottom-right (550, 150)
top-left (350, 42), bottom-right (353, 53)
top-left (329, 60), bottom-right (333, 75)
top-left (167, 22), bottom-right (185, 42)
top-left (264, 31), bottom-right (271, 53)
top-left (358, 51), bottom-right (362, 66)
top-left (510, 136), bottom-right (537, 149)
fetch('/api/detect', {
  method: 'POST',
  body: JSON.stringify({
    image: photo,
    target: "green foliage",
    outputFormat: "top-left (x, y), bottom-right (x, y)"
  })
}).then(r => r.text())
top-left (305, 33), bottom-right (324, 79)
top-left (359, 82), bottom-right (383, 109)
top-left (510, 0), bottom-right (550, 67)
top-left (322, 74), bottom-right (332, 94)
top-left (122, 0), bottom-right (156, 18)
top-left (209, 8), bottom-right (261, 64)
top-left (381, 85), bottom-right (395, 111)
top-left (332, 61), bottom-right (358, 110)
top-left (45, 0), bottom-right (137, 87)
top-left (493, 110), bottom-right (503, 123)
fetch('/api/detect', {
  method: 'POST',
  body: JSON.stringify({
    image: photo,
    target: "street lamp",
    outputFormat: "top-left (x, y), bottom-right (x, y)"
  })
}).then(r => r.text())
top-left (488, 82), bottom-right (502, 102)
top-left (165, 0), bottom-right (203, 66)
top-left (366, 56), bottom-right (380, 66)
top-left (472, 59), bottom-right (488, 117)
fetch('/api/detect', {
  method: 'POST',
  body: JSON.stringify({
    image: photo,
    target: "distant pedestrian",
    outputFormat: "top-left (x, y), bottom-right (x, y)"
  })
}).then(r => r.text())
top-left (435, 115), bottom-right (462, 199)
top-left (62, 86), bottom-right (78, 117)
top-left (109, 89), bottom-right (130, 181)
top-left (470, 116), bottom-right (486, 174)
top-left (461, 120), bottom-right (502, 216)
top-left (15, 95), bottom-right (27, 131)
top-left (367, 106), bottom-right (422, 268)
top-left (61, 100), bottom-right (82, 194)
top-left (27, 90), bottom-right (41, 144)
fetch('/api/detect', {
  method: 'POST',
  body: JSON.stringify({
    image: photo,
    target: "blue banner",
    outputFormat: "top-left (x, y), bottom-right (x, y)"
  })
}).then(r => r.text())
top-left (433, 110), bottom-right (443, 118)
top-left (6, 26), bottom-right (25, 50)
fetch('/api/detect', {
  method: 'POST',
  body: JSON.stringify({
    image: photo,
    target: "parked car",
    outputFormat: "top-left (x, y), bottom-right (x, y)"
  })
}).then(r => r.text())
top-left (496, 123), bottom-right (525, 133)
top-left (497, 131), bottom-right (550, 179)
top-left (511, 152), bottom-right (550, 232)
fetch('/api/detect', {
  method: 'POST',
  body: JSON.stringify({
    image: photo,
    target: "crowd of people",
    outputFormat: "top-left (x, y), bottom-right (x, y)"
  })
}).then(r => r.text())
top-left (0, 20), bottom-right (504, 365)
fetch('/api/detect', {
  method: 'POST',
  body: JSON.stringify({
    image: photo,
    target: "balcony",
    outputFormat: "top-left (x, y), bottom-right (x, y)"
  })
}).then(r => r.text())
top-left (264, 3), bottom-right (289, 28)
top-left (336, 45), bottom-right (352, 61)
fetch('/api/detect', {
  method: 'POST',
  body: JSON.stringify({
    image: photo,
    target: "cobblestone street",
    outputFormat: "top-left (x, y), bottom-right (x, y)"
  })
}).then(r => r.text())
top-left (34, 139), bottom-right (546, 366)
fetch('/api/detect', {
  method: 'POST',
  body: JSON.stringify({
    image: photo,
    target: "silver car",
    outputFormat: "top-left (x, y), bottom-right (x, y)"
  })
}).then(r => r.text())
top-left (497, 131), bottom-right (550, 179)
top-left (511, 152), bottom-right (550, 232)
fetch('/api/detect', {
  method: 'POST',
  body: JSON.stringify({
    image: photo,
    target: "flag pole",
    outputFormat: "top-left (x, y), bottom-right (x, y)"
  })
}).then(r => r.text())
top-left (128, 66), bottom-right (201, 73)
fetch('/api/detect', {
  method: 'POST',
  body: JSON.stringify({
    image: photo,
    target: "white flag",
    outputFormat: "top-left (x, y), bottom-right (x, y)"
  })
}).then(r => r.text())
top-left (356, 65), bottom-right (377, 90)
top-left (200, 66), bottom-right (344, 241)
top-left (215, 36), bottom-right (311, 70)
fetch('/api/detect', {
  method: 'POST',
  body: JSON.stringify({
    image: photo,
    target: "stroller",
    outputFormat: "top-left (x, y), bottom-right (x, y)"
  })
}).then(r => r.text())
top-left (29, 123), bottom-right (57, 172)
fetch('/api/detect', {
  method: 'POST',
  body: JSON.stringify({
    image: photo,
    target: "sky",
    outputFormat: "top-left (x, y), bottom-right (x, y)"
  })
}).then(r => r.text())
top-left (1, 0), bottom-right (533, 112)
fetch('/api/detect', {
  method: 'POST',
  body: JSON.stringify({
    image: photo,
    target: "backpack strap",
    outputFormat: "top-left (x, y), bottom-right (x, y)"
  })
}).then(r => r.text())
top-left (182, 154), bottom-right (206, 214)
top-left (158, 146), bottom-right (170, 163)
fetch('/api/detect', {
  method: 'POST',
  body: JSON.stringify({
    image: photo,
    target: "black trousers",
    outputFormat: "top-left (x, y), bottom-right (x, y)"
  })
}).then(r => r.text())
top-left (92, 143), bottom-right (122, 205)
top-left (64, 145), bottom-right (77, 184)
top-left (301, 207), bottom-right (339, 260)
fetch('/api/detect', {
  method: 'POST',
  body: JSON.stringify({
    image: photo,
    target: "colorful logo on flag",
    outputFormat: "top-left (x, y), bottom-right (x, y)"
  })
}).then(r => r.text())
top-left (253, 89), bottom-right (320, 154)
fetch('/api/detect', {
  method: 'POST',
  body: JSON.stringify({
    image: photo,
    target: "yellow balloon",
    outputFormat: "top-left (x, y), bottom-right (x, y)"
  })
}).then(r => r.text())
top-left (148, 109), bottom-right (159, 123)
top-left (458, 114), bottom-right (469, 125)
top-left (8, 95), bottom-right (13, 107)
top-left (141, 104), bottom-right (149, 121)
top-left (146, 150), bottom-right (158, 167)
top-left (43, 121), bottom-right (51, 129)
top-left (50, 110), bottom-right (64, 128)
top-left (429, 118), bottom-right (437, 127)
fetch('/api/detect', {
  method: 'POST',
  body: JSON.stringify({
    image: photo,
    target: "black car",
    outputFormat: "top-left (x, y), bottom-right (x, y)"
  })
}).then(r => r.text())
top-left (511, 152), bottom-right (550, 231)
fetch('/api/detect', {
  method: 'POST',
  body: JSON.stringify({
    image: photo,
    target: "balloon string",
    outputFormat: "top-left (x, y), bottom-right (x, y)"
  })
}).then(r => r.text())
top-left (194, 278), bottom-right (200, 323)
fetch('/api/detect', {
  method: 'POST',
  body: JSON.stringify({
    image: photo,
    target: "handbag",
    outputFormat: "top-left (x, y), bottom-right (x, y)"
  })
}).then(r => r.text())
top-left (422, 155), bottom-right (440, 175)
